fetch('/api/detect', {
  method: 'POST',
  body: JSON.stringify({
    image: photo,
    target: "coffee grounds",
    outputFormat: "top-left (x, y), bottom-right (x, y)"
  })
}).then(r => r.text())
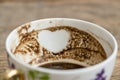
top-left (14, 25), bottom-right (107, 67)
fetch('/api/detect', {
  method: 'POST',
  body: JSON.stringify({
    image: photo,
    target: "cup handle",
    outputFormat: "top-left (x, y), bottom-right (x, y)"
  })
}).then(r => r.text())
top-left (2, 69), bottom-right (25, 80)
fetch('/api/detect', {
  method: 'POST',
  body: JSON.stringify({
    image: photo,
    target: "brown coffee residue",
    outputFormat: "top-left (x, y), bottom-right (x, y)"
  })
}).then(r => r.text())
top-left (40, 62), bottom-right (85, 70)
top-left (18, 23), bottom-right (30, 36)
top-left (14, 24), bottom-right (40, 55)
top-left (29, 26), bottom-right (107, 66)
top-left (13, 25), bottom-right (107, 66)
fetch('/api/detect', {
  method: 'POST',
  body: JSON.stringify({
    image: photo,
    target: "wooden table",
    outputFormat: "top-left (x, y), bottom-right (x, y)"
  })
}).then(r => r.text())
top-left (0, 0), bottom-right (120, 80)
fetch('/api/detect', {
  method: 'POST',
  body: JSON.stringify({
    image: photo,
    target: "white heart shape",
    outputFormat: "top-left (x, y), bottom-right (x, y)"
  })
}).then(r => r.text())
top-left (38, 30), bottom-right (70, 53)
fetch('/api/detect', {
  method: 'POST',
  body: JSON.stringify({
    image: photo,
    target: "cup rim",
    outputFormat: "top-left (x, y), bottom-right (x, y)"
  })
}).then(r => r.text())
top-left (6, 18), bottom-right (118, 74)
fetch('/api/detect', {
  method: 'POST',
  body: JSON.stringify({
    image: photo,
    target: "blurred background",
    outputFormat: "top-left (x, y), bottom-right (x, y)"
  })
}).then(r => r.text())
top-left (0, 0), bottom-right (120, 80)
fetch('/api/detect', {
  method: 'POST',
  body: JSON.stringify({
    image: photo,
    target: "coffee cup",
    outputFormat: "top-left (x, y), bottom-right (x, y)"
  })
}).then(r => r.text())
top-left (3, 18), bottom-right (118, 80)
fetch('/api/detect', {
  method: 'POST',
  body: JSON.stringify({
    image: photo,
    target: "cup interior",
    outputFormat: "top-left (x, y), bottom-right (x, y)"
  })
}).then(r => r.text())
top-left (6, 18), bottom-right (117, 71)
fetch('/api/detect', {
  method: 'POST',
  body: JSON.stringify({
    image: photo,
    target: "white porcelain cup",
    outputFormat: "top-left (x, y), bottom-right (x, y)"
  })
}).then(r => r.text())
top-left (5, 18), bottom-right (118, 80)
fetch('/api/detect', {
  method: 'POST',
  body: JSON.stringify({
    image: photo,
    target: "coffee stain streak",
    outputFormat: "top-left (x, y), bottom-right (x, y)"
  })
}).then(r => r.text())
top-left (14, 23), bottom-right (40, 55)
top-left (88, 29), bottom-right (113, 56)
top-left (18, 23), bottom-right (31, 37)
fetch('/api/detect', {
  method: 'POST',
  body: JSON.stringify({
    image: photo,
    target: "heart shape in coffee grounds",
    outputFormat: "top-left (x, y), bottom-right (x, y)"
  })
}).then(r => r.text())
top-left (38, 30), bottom-right (70, 53)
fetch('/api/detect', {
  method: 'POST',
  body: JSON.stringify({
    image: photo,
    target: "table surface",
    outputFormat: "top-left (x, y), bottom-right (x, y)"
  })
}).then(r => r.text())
top-left (0, 0), bottom-right (120, 80)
